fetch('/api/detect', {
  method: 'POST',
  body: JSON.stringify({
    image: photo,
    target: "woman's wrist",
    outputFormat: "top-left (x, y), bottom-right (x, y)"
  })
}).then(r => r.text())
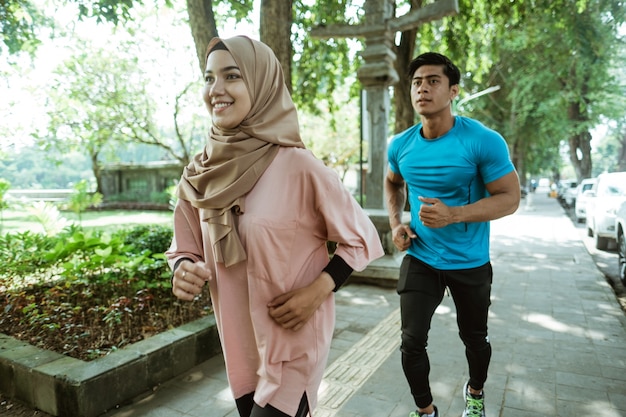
top-left (323, 255), bottom-right (354, 292)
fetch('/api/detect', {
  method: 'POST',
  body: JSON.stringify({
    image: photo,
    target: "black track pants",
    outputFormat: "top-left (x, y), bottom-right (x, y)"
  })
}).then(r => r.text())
top-left (398, 255), bottom-right (493, 409)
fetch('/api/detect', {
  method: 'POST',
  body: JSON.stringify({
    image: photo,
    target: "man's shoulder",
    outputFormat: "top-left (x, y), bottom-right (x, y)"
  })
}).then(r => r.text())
top-left (390, 124), bottom-right (421, 146)
top-left (456, 116), bottom-right (501, 137)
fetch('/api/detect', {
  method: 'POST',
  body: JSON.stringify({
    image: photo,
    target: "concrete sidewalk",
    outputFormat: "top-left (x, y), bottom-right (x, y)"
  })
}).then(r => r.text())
top-left (103, 193), bottom-right (626, 417)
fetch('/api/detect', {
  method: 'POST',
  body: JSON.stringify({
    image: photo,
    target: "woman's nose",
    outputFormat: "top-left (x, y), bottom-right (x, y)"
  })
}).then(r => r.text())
top-left (209, 79), bottom-right (224, 96)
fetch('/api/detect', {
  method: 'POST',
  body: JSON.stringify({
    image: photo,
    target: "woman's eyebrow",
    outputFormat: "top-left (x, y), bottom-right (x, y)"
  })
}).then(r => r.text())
top-left (205, 65), bottom-right (241, 75)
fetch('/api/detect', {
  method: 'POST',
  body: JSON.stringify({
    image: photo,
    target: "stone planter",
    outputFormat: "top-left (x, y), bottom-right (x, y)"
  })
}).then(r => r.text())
top-left (0, 316), bottom-right (220, 417)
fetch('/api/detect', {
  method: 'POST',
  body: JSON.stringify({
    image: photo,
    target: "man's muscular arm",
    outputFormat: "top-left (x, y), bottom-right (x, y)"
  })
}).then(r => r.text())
top-left (418, 171), bottom-right (521, 228)
top-left (385, 169), bottom-right (417, 251)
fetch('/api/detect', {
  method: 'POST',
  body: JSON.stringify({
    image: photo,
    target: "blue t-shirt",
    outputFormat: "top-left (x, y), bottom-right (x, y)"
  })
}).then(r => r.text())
top-left (387, 115), bottom-right (514, 269)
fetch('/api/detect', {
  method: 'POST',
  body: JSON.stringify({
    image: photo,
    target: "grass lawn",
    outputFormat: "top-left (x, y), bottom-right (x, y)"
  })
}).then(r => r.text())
top-left (0, 208), bottom-right (173, 235)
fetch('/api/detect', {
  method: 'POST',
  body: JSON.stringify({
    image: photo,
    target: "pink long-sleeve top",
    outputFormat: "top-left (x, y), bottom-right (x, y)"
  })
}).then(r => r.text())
top-left (166, 147), bottom-right (384, 416)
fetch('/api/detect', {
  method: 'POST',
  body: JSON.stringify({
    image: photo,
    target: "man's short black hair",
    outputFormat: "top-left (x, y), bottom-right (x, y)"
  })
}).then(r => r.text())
top-left (407, 52), bottom-right (461, 86)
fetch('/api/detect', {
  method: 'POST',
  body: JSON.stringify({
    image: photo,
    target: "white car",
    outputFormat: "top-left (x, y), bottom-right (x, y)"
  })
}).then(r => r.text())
top-left (586, 172), bottom-right (626, 250)
top-left (574, 178), bottom-right (597, 222)
top-left (616, 200), bottom-right (626, 285)
top-left (557, 179), bottom-right (578, 208)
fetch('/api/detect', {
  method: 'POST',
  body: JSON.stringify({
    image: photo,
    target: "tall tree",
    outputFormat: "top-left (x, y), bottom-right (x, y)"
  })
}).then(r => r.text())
top-left (185, 0), bottom-right (219, 73)
top-left (185, 0), bottom-right (254, 72)
top-left (408, 0), bottom-right (625, 182)
top-left (5, 0), bottom-right (626, 182)
top-left (38, 41), bottom-right (163, 193)
top-left (393, 0), bottom-right (422, 133)
top-left (495, 0), bottom-right (625, 181)
top-left (260, 0), bottom-right (294, 93)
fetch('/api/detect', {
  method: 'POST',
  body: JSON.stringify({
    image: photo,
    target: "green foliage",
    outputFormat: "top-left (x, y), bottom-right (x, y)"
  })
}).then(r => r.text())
top-left (4, 0), bottom-right (625, 190)
top-left (41, 226), bottom-right (171, 287)
top-left (0, 178), bottom-right (10, 208)
top-left (1, 0), bottom-right (171, 57)
top-left (292, 0), bottom-right (361, 114)
top-left (0, 221), bottom-right (210, 361)
top-left (0, 145), bottom-right (93, 189)
top-left (67, 179), bottom-right (103, 223)
top-left (299, 85), bottom-right (361, 179)
top-left (0, 229), bottom-right (61, 285)
top-left (0, 0), bottom-right (47, 55)
top-left (121, 224), bottom-right (173, 255)
top-left (106, 190), bottom-right (170, 204)
top-left (166, 184), bottom-right (178, 210)
top-left (414, 0), bottom-right (626, 179)
top-left (0, 178), bottom-right (10, 229)
top-left (214, 0), bottom-right (254, 23)
top-left (0, 223), bottom-right (173, 289)
top-left (593, 122), bottom-right (626, 175)
top-left (36, 38), bottom-right (161, 193)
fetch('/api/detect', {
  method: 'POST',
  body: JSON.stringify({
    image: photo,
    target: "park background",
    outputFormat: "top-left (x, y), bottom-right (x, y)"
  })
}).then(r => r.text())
top-left (1, 0), bottom-right (626, 202)
top-left (1, 1), bottom-right (626, 415)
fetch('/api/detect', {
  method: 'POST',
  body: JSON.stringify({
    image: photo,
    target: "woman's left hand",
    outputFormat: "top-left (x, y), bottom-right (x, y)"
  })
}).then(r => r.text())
top-left (267, 272), bottom-right (334, 331)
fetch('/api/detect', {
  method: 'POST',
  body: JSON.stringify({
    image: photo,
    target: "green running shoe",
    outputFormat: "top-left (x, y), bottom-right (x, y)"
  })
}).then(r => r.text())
top-left (462, 381), bottom-right (485, 417)
top-left (409, 405), bottom-right (438, 417)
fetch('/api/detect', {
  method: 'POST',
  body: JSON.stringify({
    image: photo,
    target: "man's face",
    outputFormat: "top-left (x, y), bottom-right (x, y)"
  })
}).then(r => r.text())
top-left (410, 64), bottom-right (459, 117)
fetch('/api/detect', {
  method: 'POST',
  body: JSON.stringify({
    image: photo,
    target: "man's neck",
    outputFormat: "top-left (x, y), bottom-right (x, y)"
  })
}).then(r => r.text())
top-left (420, 113), bottom-right (455, 139)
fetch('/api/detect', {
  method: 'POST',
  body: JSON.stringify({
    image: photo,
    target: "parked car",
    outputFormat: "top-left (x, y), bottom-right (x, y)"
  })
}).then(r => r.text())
top-left (586, 171), bottom-right (626, 250)
top-left (557, 179), bottom-right (578, 208)
top-left (574, 178), bottom-right (598, 222)
top-left (616, 200), bottom-right (626, 285)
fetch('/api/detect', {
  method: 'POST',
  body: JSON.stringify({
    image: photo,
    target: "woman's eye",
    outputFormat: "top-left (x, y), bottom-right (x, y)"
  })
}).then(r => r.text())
top-left (205, 76), bottom-right (214, 83)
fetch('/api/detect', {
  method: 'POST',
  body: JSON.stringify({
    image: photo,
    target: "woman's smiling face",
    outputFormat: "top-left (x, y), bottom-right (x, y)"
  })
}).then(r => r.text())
top-left (203, 49), bottom-right (252, 130)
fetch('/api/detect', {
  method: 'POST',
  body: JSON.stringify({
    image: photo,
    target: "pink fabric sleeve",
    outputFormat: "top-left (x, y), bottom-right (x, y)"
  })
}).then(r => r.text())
top-left (309, 158), bottom-right (384, 271)
top-left (165, 198), bottom-right (206, 270)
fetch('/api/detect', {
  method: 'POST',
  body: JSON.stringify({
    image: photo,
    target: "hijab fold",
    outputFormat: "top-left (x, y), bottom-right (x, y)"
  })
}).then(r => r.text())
top-left (177, 36), bottom-right (304, 267)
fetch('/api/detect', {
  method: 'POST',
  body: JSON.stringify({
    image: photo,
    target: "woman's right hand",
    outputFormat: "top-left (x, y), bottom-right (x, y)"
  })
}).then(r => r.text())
top-left (172, 261), bottom-right (212, 301)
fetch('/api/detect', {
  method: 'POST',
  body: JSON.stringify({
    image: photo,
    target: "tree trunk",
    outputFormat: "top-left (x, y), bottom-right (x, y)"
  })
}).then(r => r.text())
top-left (393, 0), bottom-right (422, 134)
top-left (567, 101), bottom-right (593, 180)
top-left (617, 128), bottom-right (626, 172)
top-left (512, 141), bottom-right (525, 187)
top-left (186, 0), bottom-right (219, 75)
top-left (91, 152), bottom-right (103, 195)
top-left (260, 0), bottom-right (294, 92)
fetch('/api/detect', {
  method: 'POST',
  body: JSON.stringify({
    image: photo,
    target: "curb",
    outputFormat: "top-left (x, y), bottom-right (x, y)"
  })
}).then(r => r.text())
top-left (0, 315), bottom-right (220, 417)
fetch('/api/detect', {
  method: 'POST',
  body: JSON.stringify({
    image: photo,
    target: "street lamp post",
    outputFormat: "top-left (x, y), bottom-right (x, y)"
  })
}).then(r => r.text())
top-left (455, 85), bottom-right (501, 112)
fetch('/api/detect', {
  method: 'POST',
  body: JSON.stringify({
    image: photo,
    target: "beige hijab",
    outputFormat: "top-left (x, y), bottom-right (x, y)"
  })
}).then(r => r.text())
top-left (177, 36), bottom-right (304, 267)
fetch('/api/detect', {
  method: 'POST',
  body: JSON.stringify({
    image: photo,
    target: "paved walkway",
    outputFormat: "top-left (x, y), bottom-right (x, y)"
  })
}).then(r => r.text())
top-left (102, 193), bottom-right (626, 417)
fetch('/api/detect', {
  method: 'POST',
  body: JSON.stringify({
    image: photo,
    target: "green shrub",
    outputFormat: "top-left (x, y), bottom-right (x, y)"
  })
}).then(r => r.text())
top-left (118, 224), bottom-right (173, 255)
top-left (1, 224), bottom-right (174, 292)
top-left (0, 229), bottom-right (64, 287)
top-left (149, 191), bottom-right (170, 205)
top-left (0, 222), bottom-right (211, 361)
